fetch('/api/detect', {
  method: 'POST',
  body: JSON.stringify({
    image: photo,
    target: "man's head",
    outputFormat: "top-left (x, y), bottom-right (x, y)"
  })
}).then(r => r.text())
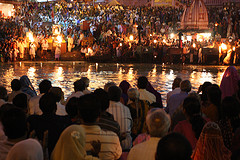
top-left (104, 82), bottom-right (116, 92)
top-left (155, 133), bottom-right (192, 160)
top-left (78, 94), bottom-right (101, 124)
top-left (39, 79), bottom-right (52, 94)
top-left (172, 77), bottom-right (182, 90)
top-left (74, 80), bottom-right (85, 92)
top-left (80, 77), bottom-right (90, 88)
top-left (1, 107), bottom-right (27, 140)
top-left (146, 108), bottom-right (170, 137)
top-left (39, 92), bottom-right (57, 115)
top-left (127, 88), bottom-right (140, 101)
top-left (0, 86), bottom-right (7, 101)
top-left (13, 93), bottom-right (28, 112)
top-left (49, 87), bottom-right (64, 103)
top-left (94, 88), bottom-right (109, 112)
top-left (137, 76), bottom-right (148, 89)
top-left (11, 79), bottom-right (21, 91)
top-left (108, 86), bottom-right (122, 102)
top-left (180, 80), bottom-right (191, 93)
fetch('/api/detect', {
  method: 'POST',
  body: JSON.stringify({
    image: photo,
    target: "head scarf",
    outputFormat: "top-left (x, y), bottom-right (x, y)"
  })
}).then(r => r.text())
top-left (191, 122), bottom-right (231, 160)
top-left (51, 125), bottom-right (92, 160)
top-left (20, 75), bottom-right (37, 97)
top-left (6, 138), bottom-right (43, 160)
top-left (220, 66), bottom-right (240, 99)
top-left (146, 81), bottom-right (163, 107)
top-left (119, 80), bottom-right (131, 95)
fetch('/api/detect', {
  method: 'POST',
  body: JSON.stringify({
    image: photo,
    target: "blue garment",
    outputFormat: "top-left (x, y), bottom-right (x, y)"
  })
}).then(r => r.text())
top-left (165, 92), bottom-right (188, 116)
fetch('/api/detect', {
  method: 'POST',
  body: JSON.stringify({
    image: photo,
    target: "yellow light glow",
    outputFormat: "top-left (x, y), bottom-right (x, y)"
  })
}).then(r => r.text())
top-left (221, 43), bottom-right (227, 51)
top-left (193, 43), bottom-right (196, 48)
top-left (150, 34), bottom-right (152, 37)
top-left (129, 35), bottom-right (134, 41)
top-left (233, 47), bottom-right (236, 51)
top-left (8, 11), bottom-right (11, 17)
top-left (120, 43), bottom-right (122, 46)
top-left (57, 35), bottom-right (62, 43)
top-left (28, 32), bottom-right (34, 42)
top-left (215, 23), bottom-right (218, 27)
top-left (154, 40), bottom-right (157, 43)
top-left (163, 39), bottom-right (166, 43)
top-left (170, 33), bottom-right (174, 39)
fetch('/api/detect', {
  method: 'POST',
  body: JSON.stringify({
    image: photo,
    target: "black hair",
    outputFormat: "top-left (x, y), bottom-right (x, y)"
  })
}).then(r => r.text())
top-left (137, 76), bottom-right (148, 89)
top-left (39, 92), bottom-right (57, 115)
top-left (206, 85), bottom-right (222, 117)
top-left (156, 133), bottom-right (192, 160)
top-left (74, 79), bottom-right (85, 92)
top-left (66, 97), bottom-right (79, 119)
top-left (39, 79), bottom-right (52, 94)
top-left (108, 86), bottom-right (122, 102)
top-left (49, 87), bottom-right (63, 102)
top-left (11, 79), bottom-right (21, 91)
top-left (183, 96), bottom-right (205, 139)
top-left (78, 94), bottom-right (101, 123)
top-left (12, 93), bottom-right (28, 111)
top-left (2, 107), bottom-right (27, 139)
top-left (0, 103), bottom-right (16, 121)
top-left (221, 96), bottom-right (240, 119)
top-left (94, 88), bottom-right (110, 111)
top-left (0, 86), bottom-right (7, 101)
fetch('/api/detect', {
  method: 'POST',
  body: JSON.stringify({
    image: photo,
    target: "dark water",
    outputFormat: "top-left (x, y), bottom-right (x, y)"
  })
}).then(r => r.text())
top-left (0, 61), bottom-right (234, 107)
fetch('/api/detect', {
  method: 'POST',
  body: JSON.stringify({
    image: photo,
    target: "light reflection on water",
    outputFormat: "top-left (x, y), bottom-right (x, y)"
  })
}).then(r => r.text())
top-left (0, 61), bottom-right (236, 107)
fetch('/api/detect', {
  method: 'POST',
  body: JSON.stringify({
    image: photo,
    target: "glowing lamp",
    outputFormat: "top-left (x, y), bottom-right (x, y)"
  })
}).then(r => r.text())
top-left (221, 43), bottom-right (227, 51)
top-left (170, 33), bottom-right (174, 39)
top-left (163, 39), bottom-right (166, 43)
top-left (193, 43), bottom-right (196, 48)
top-left (120, 43), bottom-right (122, 46)
top-left (129, 35), bottom-right (134, 41)
top-left (215, 23), bottom-right (218, 27)
top-left (57, 35), bottom-right (62, 43)
top-left (154, 40), bottom-right (157, 43)
top-left (233, 47), bottom-right (236, 51)
top-left (150, 34), bottom-right (152, 37)
top-left (28, 32), bottom-right (34, 42)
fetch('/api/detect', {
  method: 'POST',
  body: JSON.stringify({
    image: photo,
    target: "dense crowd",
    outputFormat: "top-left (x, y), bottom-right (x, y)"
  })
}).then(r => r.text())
top-left (1, 2), bottom-right (240, 63)
top-left (0, 66), bottom-right (240, 160)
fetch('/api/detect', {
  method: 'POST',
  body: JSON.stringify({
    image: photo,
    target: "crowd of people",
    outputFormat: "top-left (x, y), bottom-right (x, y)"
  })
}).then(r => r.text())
top-left (1, 1), bottom-right (240, 63)
top-left (0, 65), bottom-right (240, 160)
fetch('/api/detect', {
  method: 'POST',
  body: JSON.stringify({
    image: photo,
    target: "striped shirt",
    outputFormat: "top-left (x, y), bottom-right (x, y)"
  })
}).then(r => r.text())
top-left (107, 101), bottom-right (133, 150)
top-left (81, 124), bottom-right (122, 160)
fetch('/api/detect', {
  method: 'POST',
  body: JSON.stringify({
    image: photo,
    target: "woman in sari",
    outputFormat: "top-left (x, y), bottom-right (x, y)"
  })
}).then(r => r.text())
top-left (20, 75), bottom-right (37, 97)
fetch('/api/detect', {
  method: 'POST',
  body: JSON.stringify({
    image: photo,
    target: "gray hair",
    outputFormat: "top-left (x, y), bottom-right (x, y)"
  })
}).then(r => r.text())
top-left (127, 88), bottom-right (140, 100)
top-left (146, 108), bottom-right (171, 137)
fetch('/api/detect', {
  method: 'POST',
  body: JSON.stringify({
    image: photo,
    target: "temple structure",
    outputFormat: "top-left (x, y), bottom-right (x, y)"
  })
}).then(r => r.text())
top-left (180, 0), bottom-right (209, 31)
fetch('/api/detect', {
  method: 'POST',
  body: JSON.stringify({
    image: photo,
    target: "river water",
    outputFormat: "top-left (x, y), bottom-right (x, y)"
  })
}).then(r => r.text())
top-left (0, 61), bottom-right (236, 107)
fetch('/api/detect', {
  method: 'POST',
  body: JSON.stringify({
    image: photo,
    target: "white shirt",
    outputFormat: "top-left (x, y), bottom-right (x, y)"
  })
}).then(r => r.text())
top-left (29, 94), bottom-right (43, 115)
top-left (107, 101), bottom-right (132, 150)
top-left (138, 89), bottom-right (156, 104)
top-left (56, 102), bottom-right (67, 116)
top-left (66, 91), bottom-right (84, 104)
top-left (166, 87), bottom-right (181, 103)
top-left (127, 137), bottom-right (160, 160)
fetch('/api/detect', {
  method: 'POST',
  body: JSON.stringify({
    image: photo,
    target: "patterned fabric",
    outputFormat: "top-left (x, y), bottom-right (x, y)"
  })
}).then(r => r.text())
top-left (132, 133), bottom-right (150, 146)
top-left (127, 100), bottom-right (150, 140)
top-left (191, 122), bottom-right (231, 160)
top-left (107, 101), bottom-right (133, 150)
top-left (81, 125), bottom-right (122, 160)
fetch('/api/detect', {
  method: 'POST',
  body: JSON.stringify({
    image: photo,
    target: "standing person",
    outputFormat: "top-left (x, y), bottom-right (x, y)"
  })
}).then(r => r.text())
top-left (166, 77), bottom-right (182, 103)
top-left (220, 66), bottom-right (240, 99)
top-left (41, 38), bottom-right (48, 60)
top-left (18, 40), bottom-right (25, 60)
top-left (55, 43), bottom-right (61, 61)
top-left (198, 45), bottom-right (202, 64)
top-left (67, 35), bottom-right (73, 52)
top-left (29, 42), bottom-right (36, 61)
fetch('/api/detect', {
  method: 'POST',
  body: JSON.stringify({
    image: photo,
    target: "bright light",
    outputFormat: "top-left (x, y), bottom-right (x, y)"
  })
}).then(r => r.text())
top-left (170, 33), bottom-right (174, 39)
top-left (28, 32), bottom-right (34, 42)
top-left (129, 35), bottom-right (134, 41)
top-left (57, 35), bottom-right (62, 43)
top-left (163, 39), bottom-right (166, 43)
top-left (8, 11), bottom-right (11, 17)
top-left (197, 33), bottom-right (211, 42)
top-left (215, 23), bottom-right (218, 27)
top-left (154, 40), bottom-right (157, 43)
top-left (233, 47), bottom-right (236, 51)
top-left (193, 43), bottom-right (196, 48)
top-left (221, 43), bottom-right (227, 51)
top-left (186, 36), bottom-right (192, 41)
top-left (150, 34), bottom-right (152, 37)
top-left (119, 43), bottom-right (122, 46)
